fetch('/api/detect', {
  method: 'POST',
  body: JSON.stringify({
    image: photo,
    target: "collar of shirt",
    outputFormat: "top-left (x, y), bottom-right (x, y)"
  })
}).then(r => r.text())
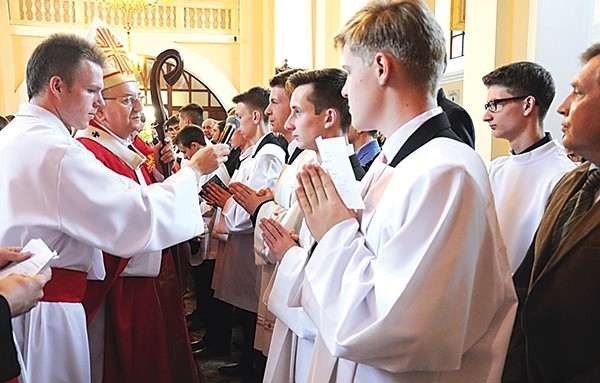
top-left (91, 118), bottom-right (132, 147)
top-left (251, 131), bottom-right (273, 157)
top-left (240, 145), bottom-right (253, 162)
top-left (510, 132), bottom-right (552, 155)
top-left (287, 138), bottom-right (299, 157)
top-left (380, 106), bottom-right (443, 163)
top-left (17, 103), bottom-right (72, 137)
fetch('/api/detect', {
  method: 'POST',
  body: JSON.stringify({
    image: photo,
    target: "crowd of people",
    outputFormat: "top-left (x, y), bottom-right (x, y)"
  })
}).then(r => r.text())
top-left (1, 0), bottom-right (600, 382)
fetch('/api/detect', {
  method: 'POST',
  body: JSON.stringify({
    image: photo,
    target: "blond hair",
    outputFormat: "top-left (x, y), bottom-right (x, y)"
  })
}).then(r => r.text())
top-left (334, 0), bottom-right (445, 95)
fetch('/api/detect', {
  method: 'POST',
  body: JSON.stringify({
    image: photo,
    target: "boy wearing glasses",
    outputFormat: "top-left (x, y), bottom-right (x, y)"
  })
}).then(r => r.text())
top-left (483, 62), bottom-right (575, 273)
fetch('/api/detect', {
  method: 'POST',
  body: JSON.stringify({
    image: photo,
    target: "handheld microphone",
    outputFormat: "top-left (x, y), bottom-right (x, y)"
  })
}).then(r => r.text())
top-left (218, 115), bottom-right (240, 146)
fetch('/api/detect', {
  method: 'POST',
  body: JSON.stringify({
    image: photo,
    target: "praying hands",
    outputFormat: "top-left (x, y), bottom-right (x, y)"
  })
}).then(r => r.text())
top-left (295, 164), bottom-right (356, 242)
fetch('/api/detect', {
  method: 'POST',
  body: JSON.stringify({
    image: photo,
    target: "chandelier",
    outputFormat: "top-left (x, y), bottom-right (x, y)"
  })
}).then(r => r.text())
top-left (102, 0), bottom-right (160, 73)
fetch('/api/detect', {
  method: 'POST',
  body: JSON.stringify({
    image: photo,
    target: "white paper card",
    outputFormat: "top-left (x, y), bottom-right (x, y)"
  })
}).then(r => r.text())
top-left (0, 238), bottom-right (57, 280)
top-left (315, 136), bottom-right (365, 210)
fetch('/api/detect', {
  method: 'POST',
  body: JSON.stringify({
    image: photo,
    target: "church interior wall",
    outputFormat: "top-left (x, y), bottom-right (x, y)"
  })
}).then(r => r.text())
top-left (2, 0), bottom-right (600, 162)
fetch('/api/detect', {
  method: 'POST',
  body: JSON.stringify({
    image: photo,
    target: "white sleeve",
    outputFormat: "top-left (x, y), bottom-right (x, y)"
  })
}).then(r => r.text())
top-left (56, 146), bottom-right (204, 257)
top-left (299, 165), bottom-right (514, 373)
top-left (267, 245), bottom-right (317, 340)
top-left (222, 152), bottom-right (284, 233)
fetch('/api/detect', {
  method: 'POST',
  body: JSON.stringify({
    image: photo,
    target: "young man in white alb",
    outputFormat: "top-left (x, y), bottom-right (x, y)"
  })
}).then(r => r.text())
top-left (483, 62), bottom-right (575, 272)
top-left (261, 1), bottom-right (516, 381)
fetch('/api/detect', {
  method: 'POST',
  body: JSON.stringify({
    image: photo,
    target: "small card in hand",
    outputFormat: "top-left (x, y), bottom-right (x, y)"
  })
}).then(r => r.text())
top-left (201, 175), bottom-right (229, 193)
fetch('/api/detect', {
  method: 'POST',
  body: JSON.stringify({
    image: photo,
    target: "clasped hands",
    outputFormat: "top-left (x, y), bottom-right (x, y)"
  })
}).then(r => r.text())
top-left (229, 182), bottom-right (274, 215)
top-left (259, 164), bottom-right (356, 261)
top-left (202, 182), bottom-right (233, 209)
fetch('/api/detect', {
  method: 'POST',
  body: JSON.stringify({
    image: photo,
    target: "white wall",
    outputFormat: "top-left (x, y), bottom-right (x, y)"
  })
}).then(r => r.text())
top-left (274, 0), bottom-right (312, 69)
top-left (533, 0), bottom-right (595, 141)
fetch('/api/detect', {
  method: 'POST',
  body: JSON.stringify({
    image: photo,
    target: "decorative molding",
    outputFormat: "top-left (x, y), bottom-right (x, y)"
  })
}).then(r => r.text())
top-left (10, 24), bottom-right (238, 43)
top-left (441, 69), bottom-right (464, 84)
top-left (8, 0), bottom-right (239, 35)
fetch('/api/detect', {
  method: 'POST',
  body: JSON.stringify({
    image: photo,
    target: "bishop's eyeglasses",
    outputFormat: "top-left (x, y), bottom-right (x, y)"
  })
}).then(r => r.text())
top-left (103, 93), bottom-right (147, 107)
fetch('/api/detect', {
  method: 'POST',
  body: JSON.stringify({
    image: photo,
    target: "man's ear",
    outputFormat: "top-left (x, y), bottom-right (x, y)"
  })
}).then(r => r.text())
top-left (49, 76), bottom-right (63, 97)
top-left (190, 142), bottom-right (201, 151)
top-left (523, 95), bottom-right (536, 117)
top-left (323, 108), bottom-right (337, 130)
top-left (373, 52), bottom-right (392, 86)
top-left (252, 110), bottom-right (261, 125)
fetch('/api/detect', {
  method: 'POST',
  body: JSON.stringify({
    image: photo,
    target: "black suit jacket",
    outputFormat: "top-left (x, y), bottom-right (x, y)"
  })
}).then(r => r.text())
top-left (437, 88), bottom-right (475, 148)
top-left (0, 295), bottom-right (20, 381)
top-left (503, 162), bottom-right (600, 383)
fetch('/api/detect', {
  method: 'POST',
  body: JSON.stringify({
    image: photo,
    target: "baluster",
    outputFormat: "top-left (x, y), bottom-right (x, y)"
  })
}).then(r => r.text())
top-left (146, 7), bottom-right (152, 27)
top-left (210, 8), bottom-right (216, 30)
top-left (47, 0), bottom-right (54, 21)
top-left (40, 0), bottom-right (47, 21)
top-left (200, 8), bottom-right (206, 29)
top-left (184, 7), bottom-right (190, 28)
top-left (30, 0), bottom-right (38, 21)
top-left (68, 0), bottom-right (74, 23)
top-left (217, 8), bottom-right (223, 30)
top-left (139, 7), bottom-right (145, 27)
top-left (83, 1), bottom-right (90, 24)
top-left (58, 0), bottom-right (65, 23)
top-left (159, 5), bottom-right (166, 27)
top-left (149, 7), bottom-right (155, 27)
top-left (19, 0), bottom-right (27, 21)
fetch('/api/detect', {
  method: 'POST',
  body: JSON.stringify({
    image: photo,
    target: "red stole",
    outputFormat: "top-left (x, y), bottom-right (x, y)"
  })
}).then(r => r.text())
top-left (78, 124), bottom-right (199, 382)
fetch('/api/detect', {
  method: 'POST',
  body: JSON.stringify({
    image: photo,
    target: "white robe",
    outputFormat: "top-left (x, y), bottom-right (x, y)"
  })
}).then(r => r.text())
top-left (213, 133), bottom-right (285, 312)
top-left (274, 111), bottom-right (517, 382)
top-left (254, 148), bottom-right (318, 355)
top-left (265, 222), bottom-right (317, 383)
top-left (487, 139), bottom-right (575, 272)
top-left (0, 104), bottom-right (204, 383)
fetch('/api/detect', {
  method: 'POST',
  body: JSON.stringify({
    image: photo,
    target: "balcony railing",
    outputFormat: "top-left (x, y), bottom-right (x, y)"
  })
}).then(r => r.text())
top-left (7, 0), bottom-right (240, 35)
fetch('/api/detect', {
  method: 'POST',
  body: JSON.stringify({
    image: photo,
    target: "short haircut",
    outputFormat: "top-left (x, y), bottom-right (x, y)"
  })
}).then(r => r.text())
top-left (179, 103), bottom-right (204, 126)
top-left (581, 43), bottom-right (600, 84)
top-left (286, 68), bottom-right (351, 133)
top-left (173, 124), bottom-right (206, 148)
top-left (334, 0), bottom-right (446, 95)
top-left (269, 68), bottom-right (303, 97)
top-left (232, 86), bottom-right (270, 125)
top-left (26, 33), bottom-right (105, 100)
top-left (216, 119), bottom-right (226, 133)
top-left (482, 61), bottom-right (556, 120)
top-left (166, 115), bottom-right (179, 127)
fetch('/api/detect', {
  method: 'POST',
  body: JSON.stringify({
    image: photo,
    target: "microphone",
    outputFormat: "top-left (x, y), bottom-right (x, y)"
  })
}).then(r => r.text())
top-left (218, 115), bottom-right (240, 146)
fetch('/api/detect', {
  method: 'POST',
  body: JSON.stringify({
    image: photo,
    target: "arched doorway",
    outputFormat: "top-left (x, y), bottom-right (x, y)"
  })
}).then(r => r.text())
top-left (138, 56), bottom-right (228, 121)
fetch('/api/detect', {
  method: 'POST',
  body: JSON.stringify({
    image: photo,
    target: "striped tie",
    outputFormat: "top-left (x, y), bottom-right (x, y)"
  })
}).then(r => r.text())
top-left (550, 169), bottom-right (600, 253)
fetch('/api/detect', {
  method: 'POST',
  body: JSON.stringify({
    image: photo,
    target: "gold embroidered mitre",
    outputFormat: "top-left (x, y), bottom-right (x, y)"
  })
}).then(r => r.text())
top-left (87, 18), bottom-right (137, 90)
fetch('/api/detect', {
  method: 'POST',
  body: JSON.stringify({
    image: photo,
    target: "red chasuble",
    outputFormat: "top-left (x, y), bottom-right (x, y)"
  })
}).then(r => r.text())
top-left (79, 121), bottom-right (201, 383)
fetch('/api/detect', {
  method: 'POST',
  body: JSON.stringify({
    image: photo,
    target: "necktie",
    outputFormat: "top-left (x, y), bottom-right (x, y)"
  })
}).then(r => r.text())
top-left (550, 169), bottom-right (600, 253)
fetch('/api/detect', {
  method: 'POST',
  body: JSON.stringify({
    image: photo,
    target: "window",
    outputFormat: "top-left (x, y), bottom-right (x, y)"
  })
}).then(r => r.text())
top-left (137, 56), bottom-right (227, 121)
top-left (450, 30), bottom-right (465, 59)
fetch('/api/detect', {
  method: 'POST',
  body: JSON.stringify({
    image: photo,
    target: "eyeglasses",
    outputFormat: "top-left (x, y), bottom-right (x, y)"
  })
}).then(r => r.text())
top-left (484, 95), bottom-right (529, 113)
top-left (103, 93), bottom-right (147, 107)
